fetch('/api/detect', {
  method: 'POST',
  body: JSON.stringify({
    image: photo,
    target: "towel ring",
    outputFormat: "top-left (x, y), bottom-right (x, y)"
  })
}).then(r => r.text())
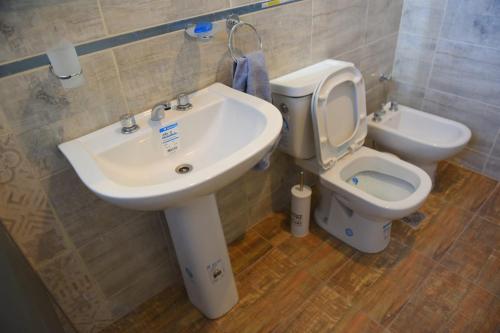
top-left (228, 22), bottom-right (263, 62)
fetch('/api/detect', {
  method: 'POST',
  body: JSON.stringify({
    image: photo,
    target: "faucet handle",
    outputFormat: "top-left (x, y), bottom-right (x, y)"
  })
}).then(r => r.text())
top-left (390, 101), bottom-right (399, 111)
top-left (120, 113), bottom-right (139, 134)
top-left (176, 93), bottom-right (192, 111)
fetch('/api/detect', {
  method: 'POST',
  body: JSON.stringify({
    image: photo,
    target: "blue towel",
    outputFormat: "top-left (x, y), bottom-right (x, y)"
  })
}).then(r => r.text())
top-left (232, 50), bottom-right (272, 102)
top-left (232, 51), bottom-right (280, 171)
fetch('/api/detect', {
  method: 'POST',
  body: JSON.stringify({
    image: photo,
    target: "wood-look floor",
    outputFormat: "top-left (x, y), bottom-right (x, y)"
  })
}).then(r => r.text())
top-left (102, 162), bottom-right (500, 333)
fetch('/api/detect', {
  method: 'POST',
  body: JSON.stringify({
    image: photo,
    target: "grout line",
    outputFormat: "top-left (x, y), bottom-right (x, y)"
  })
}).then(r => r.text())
top-left (96, 0), bottom-right (110, 35)
top-left (421, 0), bottom-right (449, 95)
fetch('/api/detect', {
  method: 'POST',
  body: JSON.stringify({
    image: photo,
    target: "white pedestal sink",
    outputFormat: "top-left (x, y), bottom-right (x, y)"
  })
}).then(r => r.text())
top-left (59, 83), bottom-right (283, 318)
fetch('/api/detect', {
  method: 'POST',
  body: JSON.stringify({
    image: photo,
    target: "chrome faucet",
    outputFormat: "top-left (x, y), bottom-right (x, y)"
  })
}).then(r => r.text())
top-left (151, 102), bottom-right (171, 121)
top-left (389, 100), bottom-right (399, 111)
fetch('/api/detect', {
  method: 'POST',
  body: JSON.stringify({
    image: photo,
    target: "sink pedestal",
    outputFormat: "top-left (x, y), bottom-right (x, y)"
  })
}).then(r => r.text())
top-left (164, 194), bottom-right (238, 319)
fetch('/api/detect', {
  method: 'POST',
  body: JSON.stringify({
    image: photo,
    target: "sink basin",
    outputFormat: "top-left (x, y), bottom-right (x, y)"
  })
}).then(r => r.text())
top-left (59, 82), bottom-right (282, 319)
top-left (60, 83), bottom-right (282, 211)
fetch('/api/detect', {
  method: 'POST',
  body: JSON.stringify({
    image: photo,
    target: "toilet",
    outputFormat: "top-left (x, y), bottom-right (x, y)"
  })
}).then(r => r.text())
top-left (271, 60), bottom-right (432, 253)
top-left (367, 102), bottom-right (472, 183)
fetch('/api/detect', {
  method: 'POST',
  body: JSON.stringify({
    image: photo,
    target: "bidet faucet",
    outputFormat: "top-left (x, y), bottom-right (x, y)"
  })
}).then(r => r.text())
top-left (389, 101), bottom-right (399, 111)
top-left (151, 102), bottom-right (171, 121)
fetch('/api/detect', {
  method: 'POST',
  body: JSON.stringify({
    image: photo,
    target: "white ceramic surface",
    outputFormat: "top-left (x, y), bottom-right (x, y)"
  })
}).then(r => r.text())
top-left (59, 82), bottom-right (283, 211)
top-left (368, 103), bottom-right (471, 164)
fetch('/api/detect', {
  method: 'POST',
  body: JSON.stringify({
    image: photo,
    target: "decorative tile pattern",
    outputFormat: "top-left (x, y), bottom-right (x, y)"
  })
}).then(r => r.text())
top-left (0, 51), bottom-right (128, 178)
top-left (37, 251), bottom-right (113, 333)
top-left (0, 134), bottom-right (67, 267)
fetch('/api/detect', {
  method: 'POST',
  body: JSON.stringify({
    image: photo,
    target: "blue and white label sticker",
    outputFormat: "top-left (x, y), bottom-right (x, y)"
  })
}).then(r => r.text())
top-left (351, 176), bottom-right (359, 185)
top-left (345, 228), bottom-right (354, 237)
top-left (159, 122), bottom-right (180, 154)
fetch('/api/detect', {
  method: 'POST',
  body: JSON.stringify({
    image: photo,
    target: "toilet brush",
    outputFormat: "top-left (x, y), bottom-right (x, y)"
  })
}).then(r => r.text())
top-left (290, 171), bottom-right (312, 237)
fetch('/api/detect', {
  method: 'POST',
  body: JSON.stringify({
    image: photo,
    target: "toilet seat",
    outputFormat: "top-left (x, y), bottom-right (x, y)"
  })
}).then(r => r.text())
top-left (307, 61), bottom-right (431, 219)
top-left (320, 147), bottom-right (432, 220)
top-left (311, 63), bottom-right (367, 170)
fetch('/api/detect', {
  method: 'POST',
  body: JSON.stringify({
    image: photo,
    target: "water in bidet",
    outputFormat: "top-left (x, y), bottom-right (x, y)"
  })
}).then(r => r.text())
top-left (347, 171), bottom-right (415, 201)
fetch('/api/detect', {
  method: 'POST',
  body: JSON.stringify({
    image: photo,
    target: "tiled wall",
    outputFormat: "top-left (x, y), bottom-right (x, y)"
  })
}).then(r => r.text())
top-left (392, 0), bottom-right (500, 180)
top-left (0, 0), bottom-right (403, 331)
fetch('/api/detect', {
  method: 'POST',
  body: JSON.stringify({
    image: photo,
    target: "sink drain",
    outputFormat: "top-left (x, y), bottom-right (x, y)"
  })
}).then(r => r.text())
top-left (175, 164), bottom-right (193, 174)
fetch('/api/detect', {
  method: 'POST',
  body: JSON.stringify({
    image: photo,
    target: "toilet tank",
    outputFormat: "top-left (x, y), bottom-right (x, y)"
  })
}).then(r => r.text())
top-left (270, 60), bottom-right (347, 159)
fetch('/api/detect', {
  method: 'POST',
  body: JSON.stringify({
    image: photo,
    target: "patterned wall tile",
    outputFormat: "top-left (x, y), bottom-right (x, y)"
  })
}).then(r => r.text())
top-left (441, 0), bottom-right (500, 49)
top-left (0, 0), bottom-right (106, 63)
top-left (312, 0), bottom-right (368, 61)
top-left (365, 0), bottom-right (404, 43)
top-left (389, 80), bottom-right (425, 110)
top-left (429, 40), bottom-right (500, 107)
top-left (399, 0), bottom-right (446, 37)
top-left (37, 251), bottom-right (113, 333)
top-left (0, 50), bottom-right (129, 178)
top-left (0, 134), bottom-right (68, 267)
top-left (99, 0), bottom-right (229, 35)
top-left (41, 168), bottom-right (143, 249)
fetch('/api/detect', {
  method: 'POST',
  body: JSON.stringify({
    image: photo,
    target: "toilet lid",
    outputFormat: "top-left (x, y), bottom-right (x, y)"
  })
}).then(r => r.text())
top-left (311, 63), bottom-right (368, 170)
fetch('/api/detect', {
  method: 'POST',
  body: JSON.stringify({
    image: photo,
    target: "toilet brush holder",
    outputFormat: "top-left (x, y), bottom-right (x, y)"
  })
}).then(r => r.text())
top-left (290, 171), bottom-right (312, 237)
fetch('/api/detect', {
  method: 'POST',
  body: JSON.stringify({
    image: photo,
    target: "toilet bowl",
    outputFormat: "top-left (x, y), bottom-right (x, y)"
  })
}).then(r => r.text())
top-left (368, 103), bottom-right (471, 182)
top-left (271, 60), bottom-right (432, 253)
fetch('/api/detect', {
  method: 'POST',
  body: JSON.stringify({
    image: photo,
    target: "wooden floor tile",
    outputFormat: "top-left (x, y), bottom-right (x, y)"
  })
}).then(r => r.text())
top-left (332, 309), bottom-right (384, 333)
top-left (441, 216), bottom-right (500, 281)
top-left (476, 249), bottom-right (500, 297)
top-left (101, 162), bottom-right (499, 333)
top-left (252, 212), bottom-right (291, 246)
top-left (434, 162), bottom-right (497, 213)
top-left (392, 196), bottom-right (473, 261)
top-left (228, 230), bottom-right (272, 275)
top-left (390, 265), bottom-right (472, 333)
top-left (479, 184), bottom-right (500, 225)
top-left (437, 284), bottom-right (498, 333)
top-left (357, 250), bottom-right (435, 326)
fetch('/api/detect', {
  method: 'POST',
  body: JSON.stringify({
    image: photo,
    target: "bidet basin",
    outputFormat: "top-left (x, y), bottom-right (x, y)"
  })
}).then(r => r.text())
top-left (59, 83), bottom-right (282, 210)
top-left (59, 82), bottom-right (282, 319)
top-left (368, 103), bottom-right (471, 181)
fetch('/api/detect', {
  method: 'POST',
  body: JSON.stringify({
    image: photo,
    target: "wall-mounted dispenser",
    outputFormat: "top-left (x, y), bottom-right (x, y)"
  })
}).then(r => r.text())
top-left (46, 40), bottom-right (85, 89)
top-left (185, 22), bottom-right (220, 41)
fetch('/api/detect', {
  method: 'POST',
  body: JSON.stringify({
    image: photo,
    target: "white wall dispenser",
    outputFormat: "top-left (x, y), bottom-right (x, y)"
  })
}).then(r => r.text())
top-left (46, 40), bottom-right (85, 89)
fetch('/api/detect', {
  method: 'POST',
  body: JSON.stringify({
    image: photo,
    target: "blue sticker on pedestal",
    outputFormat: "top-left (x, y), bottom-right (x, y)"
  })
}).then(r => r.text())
top-left (345, 228), bottom-right (354, 237)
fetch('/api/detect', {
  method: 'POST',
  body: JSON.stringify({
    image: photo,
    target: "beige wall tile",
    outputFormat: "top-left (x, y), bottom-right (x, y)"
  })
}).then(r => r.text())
top-left (114, 29), bottom-right (232, 113)
top-left (312, 0), bottom-right (368, 61)
top-left (365, 0), bottom-right (404, 43)
top-left (79, 213), bottom-right (171, 297)
top-left (0, 0), bottom-right (106, 62)
top-left (100, 0), bottom-right (229, 35)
